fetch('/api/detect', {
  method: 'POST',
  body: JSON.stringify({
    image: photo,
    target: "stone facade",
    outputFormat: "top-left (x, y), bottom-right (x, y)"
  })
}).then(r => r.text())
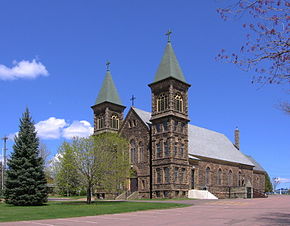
top-left (148, 78), bottom-right (190, 198)
top-left (119, 109), bottom-right (151, 198)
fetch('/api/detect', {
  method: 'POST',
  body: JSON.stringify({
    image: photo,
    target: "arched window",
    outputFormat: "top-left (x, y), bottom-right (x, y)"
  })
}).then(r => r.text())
top-left (217, 169), bottom-right (222, 185)
top-left (174, 142), bottom-right (178, 157)
top-left (228, 170), bottom-right (233, 186)
top-left (156, 168), bottom-right (162, 183)
top-left (157, 93), bottom-right (169, 112)
top-left (96, 116), bottom-right (105, 129)
top-left (238, 171), bottom-right (242, 187)
top-left (174, 167), bottom-right (179, 182)
top-left (111, 115), bottom-right (119, 129)
top-left (156, 142), bottom-right (162, 158)
top-left (130, 140), bottom-right (137, 164)
top-left (205, 167), bottom-right (210, 185)
top-left (164, 167), bottom-right (170, 183)
top-left (174, 94), bottom-right (183, 112)
top-left (139, 141), bottom-right (144, 163)
top-left (164, 140), bottom-right (169, 157)
top-left (180, 143), bottom-right (184, 158)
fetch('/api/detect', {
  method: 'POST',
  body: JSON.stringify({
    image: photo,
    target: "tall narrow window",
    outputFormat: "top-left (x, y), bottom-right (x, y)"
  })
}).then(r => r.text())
top-left (228, 170), bottom-right (233, 186)
top-left (238, 171), bottom-right (242, 187)
top-left (156, 123), bottom-right (161, 133)
top-left (157, 93), bottom-right (169, 112)
top-left (174, 167), bottom-right (179, 182)
top-left (156, 143), bottom-right (162, 158)
top-left (111, 115), bottom-right (119, 129)
top-left (180, 168), bottom-right (186, 183)
top-left (156, 168), bottom-right (162, 183)
top-left (130, 140), bottom-right (137, 164)
top-left (163, 120), bottom-right (168, 131)
top-left (97, 116), bottom-right (105, 129)
top-left (139, 142), bottom-right (144, 163)
top-left (174, 121), bottom-right (179, 131)
top-left (174, 143), bottom-right (178, 157)
top-left (206, 167), bottom-right (210, 185)
top-left (180, 144), bottom-right (184, 158)
top-left (217, 169), bottom-right (222, 185)
top-left (164, 140), bottom-right (169, 157)
top-left (164, 167), bottom-right (170, 183)
top-left (174, 94), bottom-right (183, 112)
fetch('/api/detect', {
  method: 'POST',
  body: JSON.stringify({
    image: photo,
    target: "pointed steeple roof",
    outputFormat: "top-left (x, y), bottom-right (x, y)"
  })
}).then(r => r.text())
top-left (95, 69), bottom-right (123, 106)
top-left (153, 41), bottom-right (187, 83)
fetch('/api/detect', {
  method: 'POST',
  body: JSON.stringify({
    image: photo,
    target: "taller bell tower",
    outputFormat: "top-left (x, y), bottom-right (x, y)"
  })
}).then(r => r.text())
top-left (91, 63), bottom-right (125, 135)
top-left (149, 33), bottom-right (190, 198)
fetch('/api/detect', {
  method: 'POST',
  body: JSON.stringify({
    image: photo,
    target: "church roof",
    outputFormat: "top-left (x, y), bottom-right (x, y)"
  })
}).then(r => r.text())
top-left (246, 155), bottom-right (266, 172)
top-left (153, 42), bottom-right (187, 83)
top-left (132, 107), bottom-right (152, 128)
top-left (188, 125), bottom-right (254, 166)
top-left (132, 107), bottom-right (254, 166)
top-left (95, 70), bottom-right (123, 106)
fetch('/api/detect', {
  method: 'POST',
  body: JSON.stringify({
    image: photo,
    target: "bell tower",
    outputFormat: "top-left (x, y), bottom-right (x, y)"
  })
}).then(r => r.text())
top-left (91, 62), bottom-right (125, 135)
top-left (149, 32), bottom-right (190, 198)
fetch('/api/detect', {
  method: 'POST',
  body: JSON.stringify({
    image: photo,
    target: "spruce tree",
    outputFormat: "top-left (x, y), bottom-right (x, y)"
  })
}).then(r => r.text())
top-left (5, 108), bottom-right (48, 206)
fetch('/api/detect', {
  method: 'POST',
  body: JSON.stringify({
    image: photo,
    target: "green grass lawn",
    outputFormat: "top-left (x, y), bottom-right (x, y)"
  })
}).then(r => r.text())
top-left (48, 195), bottom-right (87, 200)
top-left (0, 201), bottom-right (189, 222)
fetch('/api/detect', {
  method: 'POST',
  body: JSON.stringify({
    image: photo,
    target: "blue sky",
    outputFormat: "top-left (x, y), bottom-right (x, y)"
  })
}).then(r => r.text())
top-left (0, 0), bottom-right (289, 188)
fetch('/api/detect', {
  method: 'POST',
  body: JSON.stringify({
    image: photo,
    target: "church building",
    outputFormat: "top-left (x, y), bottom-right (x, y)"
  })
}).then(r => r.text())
top-left (91, 35), bottom-right (266, 199)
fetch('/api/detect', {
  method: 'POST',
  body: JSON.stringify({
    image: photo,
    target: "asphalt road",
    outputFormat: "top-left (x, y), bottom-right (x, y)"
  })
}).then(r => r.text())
top-left (1, 195), bottom-right (290, 226)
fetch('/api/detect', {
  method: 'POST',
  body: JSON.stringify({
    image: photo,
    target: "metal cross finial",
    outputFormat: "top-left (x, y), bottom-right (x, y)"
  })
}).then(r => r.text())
top-left (130, 95), bottom-right (136, 106)
top-left (106, 61), bottom-right (111, 71)
top-left (165, 30), bottom-right (172, 42)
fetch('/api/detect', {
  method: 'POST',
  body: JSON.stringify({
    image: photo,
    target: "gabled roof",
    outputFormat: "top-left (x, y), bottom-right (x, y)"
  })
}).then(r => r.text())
top-left (188, 125), bottom-right (254, 166)
top-left (132, 107), bottom-right (151, 128)
top-left (246, 155), bottom-right (266, 172)
top-left (95, 70), bottom-right (123, 106)
top-left (153, 42), bottom-right (187, 83)
top-left (132, 108), bottom-right (255, 166)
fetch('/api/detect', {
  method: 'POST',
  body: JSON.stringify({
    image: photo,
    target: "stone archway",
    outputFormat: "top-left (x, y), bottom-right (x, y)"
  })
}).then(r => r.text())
top-left (245, 180), bottom-right (253, 198)
top-left (130, 168), bottom-right (138, 192)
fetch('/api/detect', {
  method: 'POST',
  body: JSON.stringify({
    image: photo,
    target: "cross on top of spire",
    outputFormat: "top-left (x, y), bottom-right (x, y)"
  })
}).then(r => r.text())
top-left (106, 61), bottom-right (111, 71)
top-left (165, 30), bottom-right (172, 42)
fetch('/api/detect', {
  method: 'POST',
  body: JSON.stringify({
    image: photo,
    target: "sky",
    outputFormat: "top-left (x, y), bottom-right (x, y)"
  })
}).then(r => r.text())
top-left (0, 0), bottom-right (289, 188)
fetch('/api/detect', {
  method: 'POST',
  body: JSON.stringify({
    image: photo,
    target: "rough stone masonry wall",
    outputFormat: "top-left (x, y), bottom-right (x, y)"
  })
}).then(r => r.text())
top-left (253, 171), bottom-right (266, 193)
top-left (195, 158), bottom-right (254, 199)
top-left (120, 109), bottom-right (151, 198)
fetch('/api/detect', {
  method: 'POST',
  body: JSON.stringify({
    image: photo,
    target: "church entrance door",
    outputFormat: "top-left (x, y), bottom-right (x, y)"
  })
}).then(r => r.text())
top-left (191, 169), bottom-right (195, 189)
top-left (130, 178), bottom-right (138, 192)
top-left (246, 187), bottom-right (252, 198)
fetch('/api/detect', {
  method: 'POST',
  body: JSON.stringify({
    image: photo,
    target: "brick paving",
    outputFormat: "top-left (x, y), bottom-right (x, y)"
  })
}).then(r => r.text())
top-left (1, 195), bottom-right (290, 226)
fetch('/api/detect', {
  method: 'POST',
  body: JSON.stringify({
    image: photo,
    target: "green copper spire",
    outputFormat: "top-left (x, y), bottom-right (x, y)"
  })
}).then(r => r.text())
top-left (95, 65), bottom-right (123, 106)
top-left (153, 38), bottom-right (186, 83)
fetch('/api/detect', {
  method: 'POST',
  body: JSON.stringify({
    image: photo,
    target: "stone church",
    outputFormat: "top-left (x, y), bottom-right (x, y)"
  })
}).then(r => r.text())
top-left (91, 37), bottom-right (266, 199)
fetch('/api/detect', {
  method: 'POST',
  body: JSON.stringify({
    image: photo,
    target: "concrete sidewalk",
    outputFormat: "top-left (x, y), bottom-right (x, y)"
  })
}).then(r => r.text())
top-left (1, 195), bottom-right (290, 226)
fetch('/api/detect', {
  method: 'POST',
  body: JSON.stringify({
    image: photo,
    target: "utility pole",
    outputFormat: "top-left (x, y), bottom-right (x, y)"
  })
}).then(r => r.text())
top-left (1, 136), bottom-right (8, 190)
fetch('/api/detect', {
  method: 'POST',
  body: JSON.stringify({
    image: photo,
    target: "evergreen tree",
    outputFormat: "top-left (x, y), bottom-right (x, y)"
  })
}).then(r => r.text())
top-left (265, 173), bottom-right (273, 193)
top-left (5, 108), bottom-right (48, 206)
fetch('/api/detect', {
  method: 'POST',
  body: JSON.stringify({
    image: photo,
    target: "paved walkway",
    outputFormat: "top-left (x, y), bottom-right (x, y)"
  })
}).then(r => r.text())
top-left (1, 195), bottom-right (290, 226)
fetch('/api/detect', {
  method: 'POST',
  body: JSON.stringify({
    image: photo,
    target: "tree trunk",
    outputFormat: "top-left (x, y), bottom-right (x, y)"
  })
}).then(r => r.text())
top-left (87, 184), bottom-right (92, 204)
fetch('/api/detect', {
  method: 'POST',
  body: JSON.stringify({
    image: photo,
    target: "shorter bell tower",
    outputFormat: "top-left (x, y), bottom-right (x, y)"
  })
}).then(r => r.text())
top-left (91, 62), bottom-right (125, 135)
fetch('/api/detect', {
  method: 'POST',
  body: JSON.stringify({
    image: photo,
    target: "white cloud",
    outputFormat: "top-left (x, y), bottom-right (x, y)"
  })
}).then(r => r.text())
top-left (0, 59), bottom-right (49, 80)
top-left (62, 120), bottom-right (94, 139)
top-left (276, 178), bottom-right (290, 183)
top-left (35, 117), bottom-right (67, 139)
top-left (9, 117), bottom-right (93, 140)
